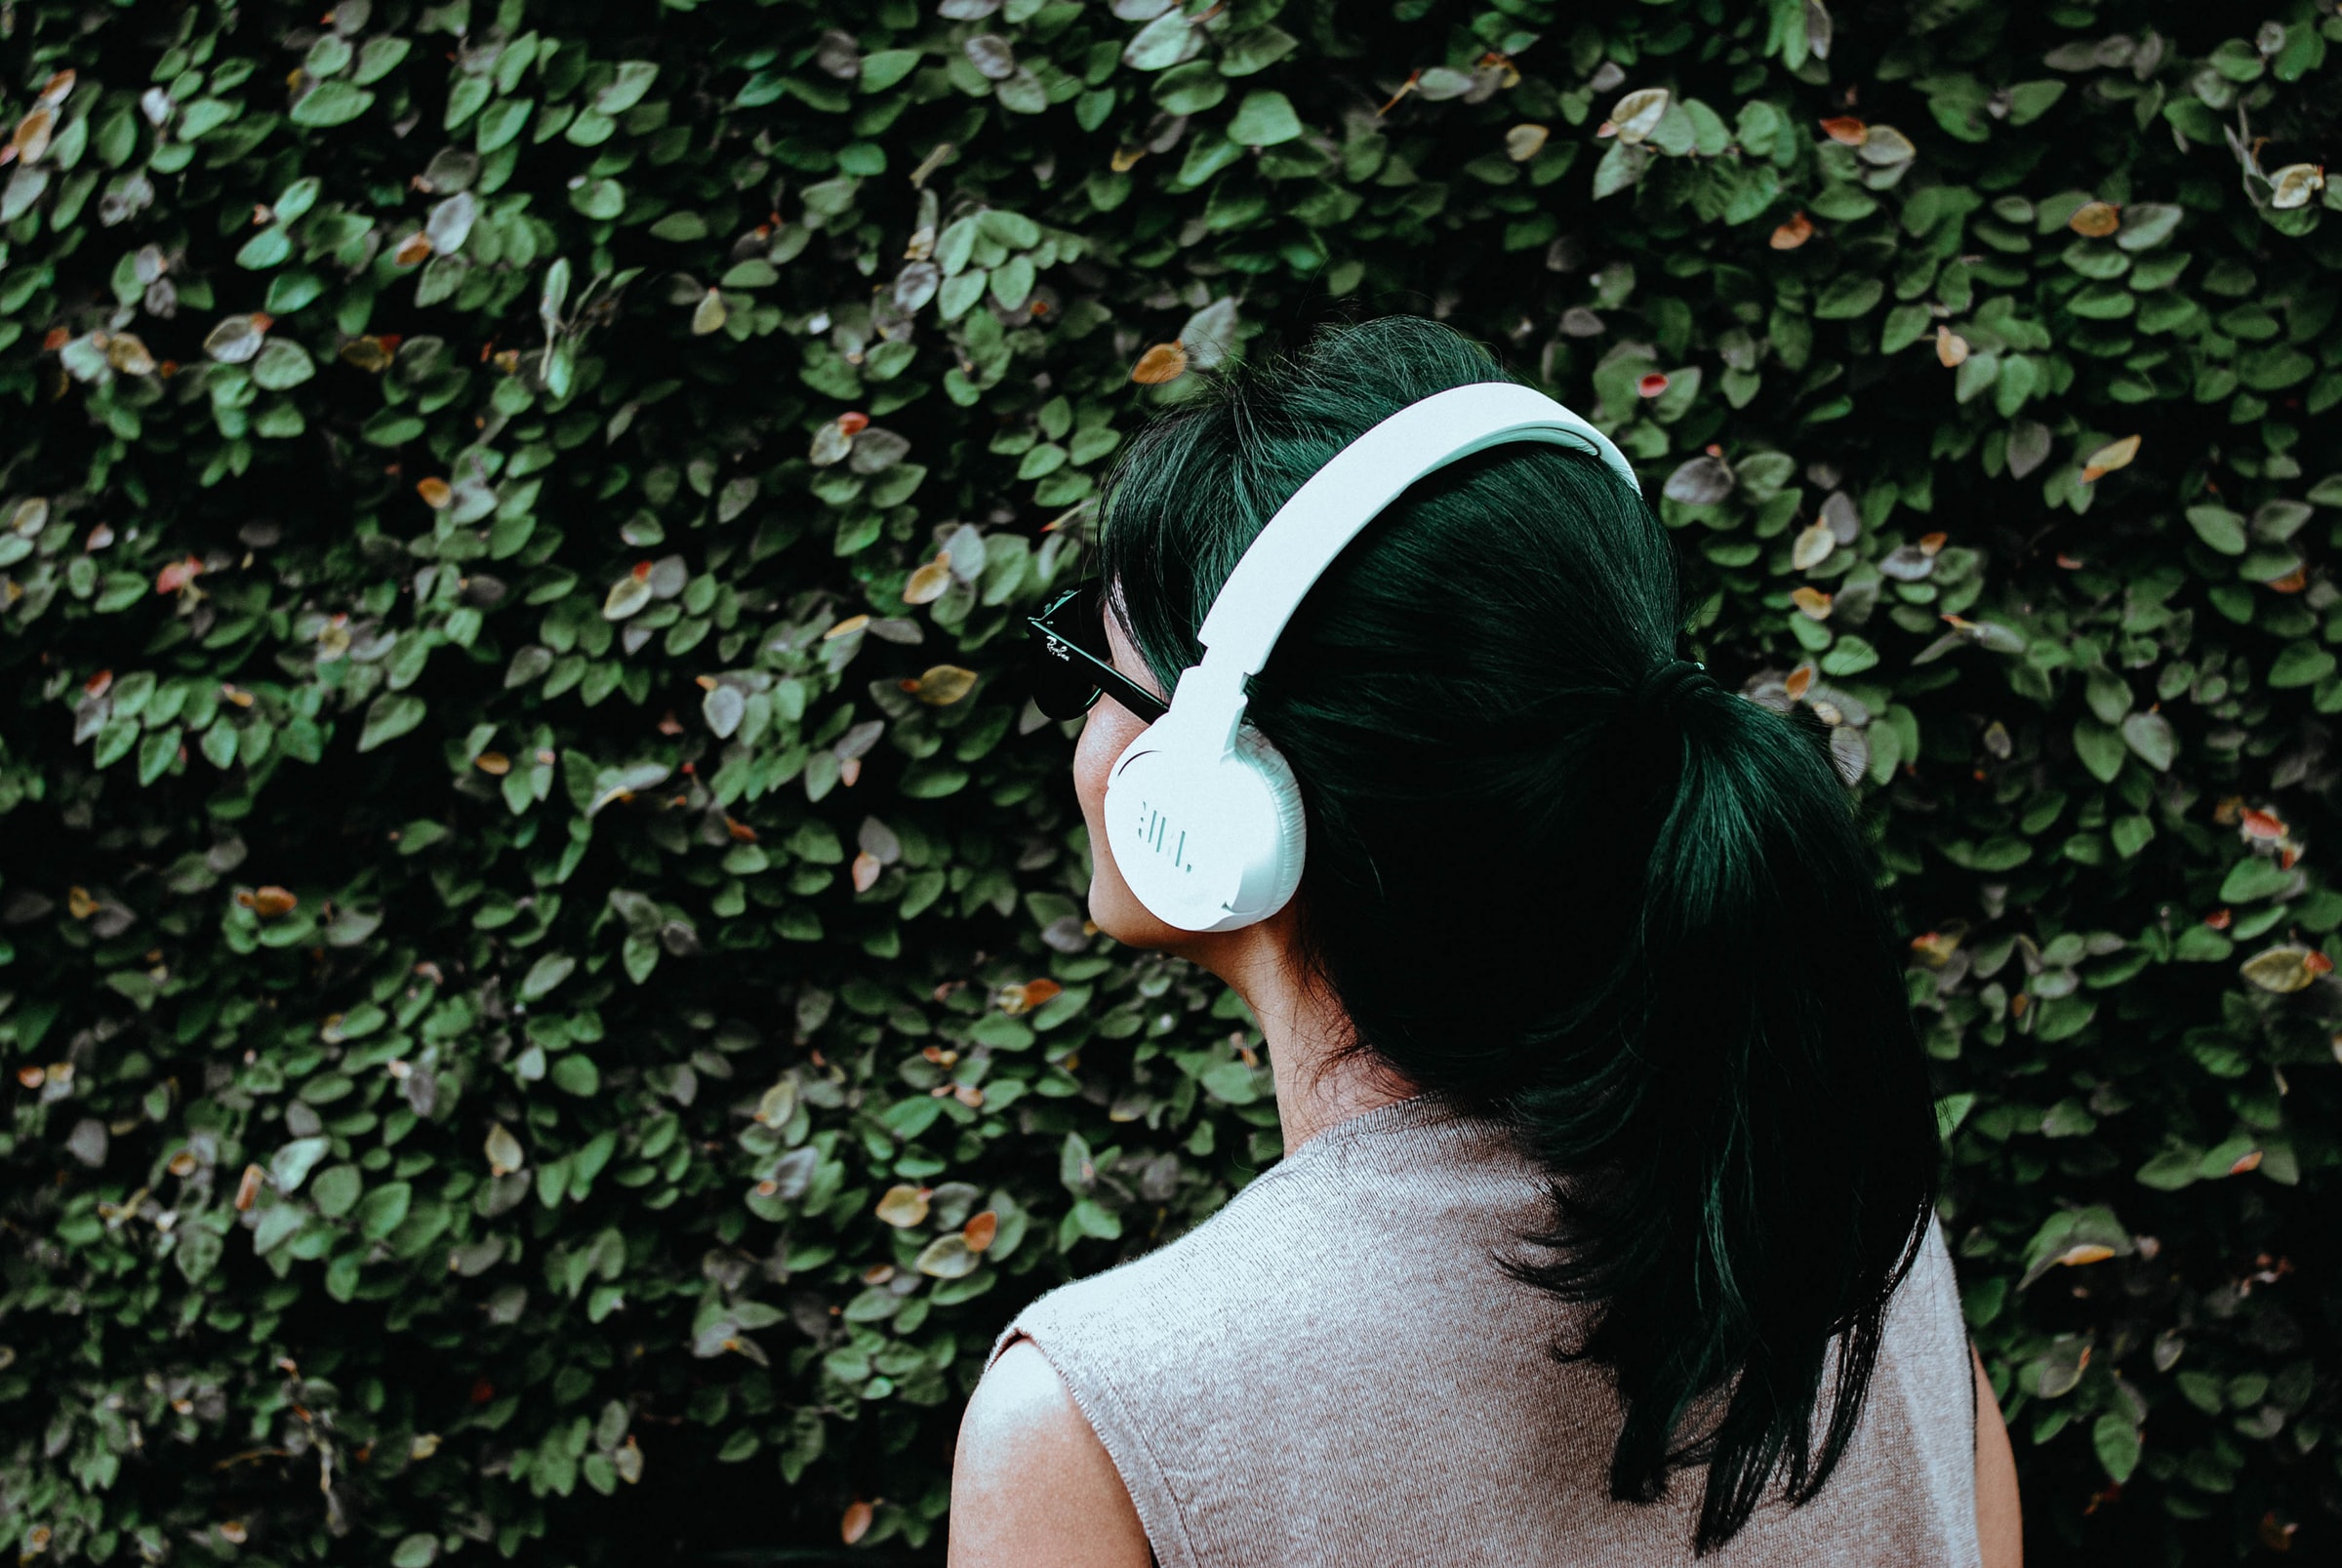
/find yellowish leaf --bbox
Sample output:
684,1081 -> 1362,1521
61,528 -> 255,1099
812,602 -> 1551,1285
340,335 -> 398,372
1608,88 -> 1670,144
692,288 -> 728,335
1792,520 -> 1836,571
1504,123 -> 1549,162
1790,586 -> 1834,621
12,106 -> 55,165
1934,325 -> 1969,367
852,851 -> 882,893
907,663 -> 979,705
875,1184 -> 930,1227
823,613 -> 870,641
484,1122 -> 525,1177
104,334 -> 156,375
2241,945 -> 2332,994
2270,163 -> 2326,211
902,555 -> 953,605
2054,1243 -> 2117,1267
473,751 -> 511,776
2080,433 -> 2140,482
914,1232 -> 979,1278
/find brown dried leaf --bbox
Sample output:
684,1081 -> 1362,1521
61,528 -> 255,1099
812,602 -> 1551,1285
2068,200 -> 2120,237
998,978 -> 1064,1016
248,885 -> 298,917
840,1502 -> 873,1546
1769,210 -> 1814,249
1131,341 -> 1187,384
964,1210 -> 999,1252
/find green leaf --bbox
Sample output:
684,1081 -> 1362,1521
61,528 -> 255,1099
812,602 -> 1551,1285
2120,710 -> 2175,772
312,1164 -> 363,1218
1228,90 -> 1302,146
251,339 -> 316,390
2185,504 -> 2247,554
290,82 -> 376,128
1813,276 -> 1884,319
550,1054 -> 601,1095
2072,718 -> 2126,783
358,694 -> 426,753
521,952 -> 576,1002
2268,643 -> 2335,689
357,1181 -> 413,1240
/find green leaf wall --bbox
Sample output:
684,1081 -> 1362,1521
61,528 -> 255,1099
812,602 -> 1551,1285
3,0 -> 2340,1561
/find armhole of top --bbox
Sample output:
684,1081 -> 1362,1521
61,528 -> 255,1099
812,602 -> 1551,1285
1967,1335 -> 1980,1449
984,1324 -> 1032,1376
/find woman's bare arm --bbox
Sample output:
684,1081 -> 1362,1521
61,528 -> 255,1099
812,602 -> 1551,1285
1973,1342 -> 2022,1568
949,1339 -> 1154,1568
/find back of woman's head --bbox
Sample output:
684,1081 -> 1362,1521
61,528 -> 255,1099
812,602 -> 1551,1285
1097,314 -> 1940,1553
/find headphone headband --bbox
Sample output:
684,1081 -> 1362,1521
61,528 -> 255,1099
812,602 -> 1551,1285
1101,378 -> 1640,934
1192,382 -> 1640,678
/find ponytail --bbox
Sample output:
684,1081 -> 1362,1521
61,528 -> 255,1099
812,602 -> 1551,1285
1098,314 -> 1943,1553
1506,677 -> 1939,1550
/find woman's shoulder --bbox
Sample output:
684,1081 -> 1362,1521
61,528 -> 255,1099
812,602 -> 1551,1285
997,1098 -> 1551,1365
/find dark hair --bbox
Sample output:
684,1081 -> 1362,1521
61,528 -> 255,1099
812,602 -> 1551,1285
1096,314 -> 1940,1553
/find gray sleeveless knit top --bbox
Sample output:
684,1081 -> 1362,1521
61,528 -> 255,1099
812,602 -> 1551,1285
989,1094 -> 1982,1568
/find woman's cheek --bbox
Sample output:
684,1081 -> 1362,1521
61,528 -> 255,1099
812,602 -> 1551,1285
1072,705 -> 1155,941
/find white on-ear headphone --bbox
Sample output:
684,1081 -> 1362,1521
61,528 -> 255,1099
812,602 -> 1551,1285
1102,380 -> 1642,933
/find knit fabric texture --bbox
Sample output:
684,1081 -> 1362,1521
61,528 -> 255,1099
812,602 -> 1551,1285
989,1094 -> 1983,1568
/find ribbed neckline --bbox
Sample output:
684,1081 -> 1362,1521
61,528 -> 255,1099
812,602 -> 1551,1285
1271,1091 -> 1507,1177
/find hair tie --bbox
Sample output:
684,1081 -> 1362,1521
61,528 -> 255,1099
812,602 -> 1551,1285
1632,659 -> 1711,718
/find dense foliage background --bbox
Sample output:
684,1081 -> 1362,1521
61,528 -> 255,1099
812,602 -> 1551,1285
4,0 -> 2341,1561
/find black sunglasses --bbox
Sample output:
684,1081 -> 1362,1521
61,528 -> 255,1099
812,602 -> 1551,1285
1024,580 -> 1171,725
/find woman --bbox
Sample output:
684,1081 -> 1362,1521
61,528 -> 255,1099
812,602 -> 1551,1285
949,315 -> 2021,1566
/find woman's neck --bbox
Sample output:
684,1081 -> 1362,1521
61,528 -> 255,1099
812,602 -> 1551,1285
1200,914 -> 1420,1154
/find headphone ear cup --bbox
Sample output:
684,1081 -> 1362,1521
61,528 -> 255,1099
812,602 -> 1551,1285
1101,724 -> 1308,934
1226,726 -> 1307,928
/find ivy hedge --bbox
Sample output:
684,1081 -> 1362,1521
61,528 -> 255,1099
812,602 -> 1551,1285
4,0 -> 2342,1561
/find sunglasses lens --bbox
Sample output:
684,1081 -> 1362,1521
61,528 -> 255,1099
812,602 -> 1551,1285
1028,584 -> 1108,719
